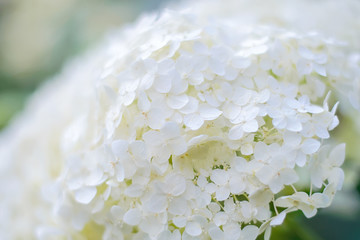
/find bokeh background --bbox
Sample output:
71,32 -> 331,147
0,0 -> 359,239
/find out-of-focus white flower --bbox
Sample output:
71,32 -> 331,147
276,191 -> 330,218
311,144 -> 346,190
0,0 -> 359,239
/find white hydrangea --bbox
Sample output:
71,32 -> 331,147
1,0 -> 359,239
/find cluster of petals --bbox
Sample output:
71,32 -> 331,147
0,0 -> 359,239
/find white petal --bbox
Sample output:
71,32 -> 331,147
284,131 -> 302,146
223,223 -> 241,239
176,55 -> 193,74
154,74 -> 172,93
272,117 -> 287,129
211,169 -> 229,185
311,193 -> 330,208
242,105 -> 260,121
248,45 -> 268,55
329,115 -> 339,130
301,139 -> 320,154
240,143 -> 253,155
171,71 -> 188,94
36,227 -> 64,239
209,58 -> 225,76
173,216 -> 187,228
314,64 -> 326,77
92,199 -> 104,213
140,73 -> 155,90
158,230 -> 181,240
295,151 -> 307,167
256,165 -> 274,185
86,169 -> 104,186
223,102 -> 242,120
298,46 -> 314,60
301,205 -> 317,218
165,173 -> 186,196
166,94 -> 189,109
315,127 -> 330,139
264,226 -> 272,240
139,215 -> 165,236
286,119 -> 302,132
194,191 -> 209,208
138,92 -> 151,112
280,168 -> 299,184
162,122 -> 180,139
204,92 -> 220,107
189,71 -> 204,85
102,85 -> 117,103
209,227 -> 224,239
306,105 -> 324,114
256,89 -> 270,103
110,205 -> 124,220
71,211 -> 90,230
243,119 -> 258,133
129,140 -> 147,160
123,92 -> 136,106
199,104 -> 222,120
270,212 -> 286,226
275,197 -> 293,208
143,130 -> 163,146
115,162 -> 125,182
241,225 -> 259,240
254,142 -> 268,160
185,221 -> 202,236
193,42 -> 209,55
228,125 -> 244,140
74,186 -> 97,204
215,187 -> 230,201
329,167 -> 344,190
260,57 -> 272,71
211,46 -> 231,62
179,96 -> 199,114
123,209 -> 141,226
169,137 -> 188,156
224,65 -> 238,81
184,113 -> 204,130
311,167 -> 324,189
197,175 -> 208,188
329,143 -> 345,166
232,88 -> 252,106
232,157 -> 249,173
148,108 -> 166,130
205,183 -> 217,194
269,178 -> 284,194
286,99 -> 301,109
232,56 -> 251,69
145,195 -> 167,213
111,139 -> 128,157
213,212 -> 228,226
229,175 -> 245,194
124,184 -> 144,197
168,197 -> 187,215
158,59 -> 174,74
296,59 -> 312,75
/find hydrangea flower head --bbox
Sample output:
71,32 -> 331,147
1,0 -> 359,239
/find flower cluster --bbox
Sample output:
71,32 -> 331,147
0,1 -> 358,240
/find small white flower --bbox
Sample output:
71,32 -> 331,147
311,144 -> 345,190
276,192 -> 330,218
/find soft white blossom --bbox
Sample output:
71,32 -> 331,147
0,0 -> 357,239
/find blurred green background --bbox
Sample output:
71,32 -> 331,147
0,0 -> 359,239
